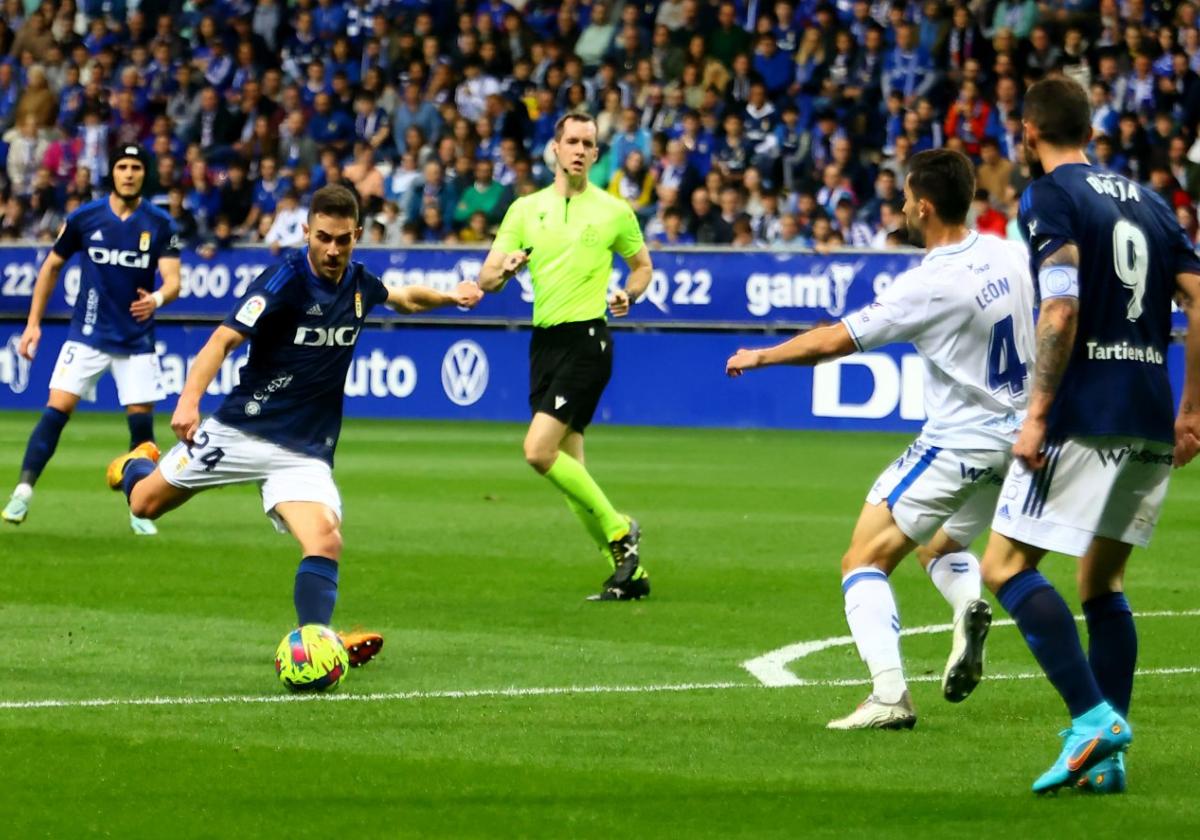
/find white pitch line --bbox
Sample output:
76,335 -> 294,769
2,668 -> 1199,713
742,609 -> 1200,687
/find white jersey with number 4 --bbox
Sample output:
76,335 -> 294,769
841,231 -> 1036,450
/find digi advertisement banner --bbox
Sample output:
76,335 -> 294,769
0,323 -> 1188,434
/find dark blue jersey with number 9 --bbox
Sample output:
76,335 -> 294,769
1018,163 -> 1200,444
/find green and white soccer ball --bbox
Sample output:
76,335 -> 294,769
274,624 -> 350,693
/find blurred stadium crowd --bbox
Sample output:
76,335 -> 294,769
1,0 -> 1200,253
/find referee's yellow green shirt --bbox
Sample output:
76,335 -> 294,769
492,183 -> 645,327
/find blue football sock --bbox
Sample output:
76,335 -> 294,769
18,407 -> 70,486
127,412 -> 155,448
1084,592 -> 1137,717
294,556 -> 339,626
121,458 -> 156,502
997,569 -> 1104,718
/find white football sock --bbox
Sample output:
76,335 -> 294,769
926,551 -> 981,618
13,482 -> 33,501
842,568 -> 907,703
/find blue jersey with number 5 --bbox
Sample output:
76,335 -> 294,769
1018,164 -> 1200,444
52,197 -> 180,354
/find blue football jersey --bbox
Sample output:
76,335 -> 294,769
1018,163 -> 1200,444
53,197 -> 180,354
215,249 -> 390,464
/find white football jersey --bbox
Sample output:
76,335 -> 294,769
842,231 -> 1036,449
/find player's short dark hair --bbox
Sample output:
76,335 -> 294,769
907,149 -> 975,225
554,112 -> 597,140
309,184 -> 360,224
1024,77 -> 1091,147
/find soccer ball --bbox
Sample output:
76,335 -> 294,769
274,624 -> 350,693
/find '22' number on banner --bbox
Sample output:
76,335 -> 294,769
642,269 -> 713,310
1,263 -> 37,296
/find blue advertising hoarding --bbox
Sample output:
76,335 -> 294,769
0,323 -> 1189,433
0,244 -> 927,327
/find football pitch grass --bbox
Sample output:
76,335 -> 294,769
2,411 -> 1199,838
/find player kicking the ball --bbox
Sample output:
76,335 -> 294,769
727,149 -> 1036,729
105,185 -> 483,665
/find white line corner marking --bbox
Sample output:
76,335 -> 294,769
741,609 -> 1200,687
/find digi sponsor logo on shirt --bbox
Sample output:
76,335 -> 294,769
87,247 -> 151,269
293,326 -> 361,347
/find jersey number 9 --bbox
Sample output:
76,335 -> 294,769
1112,219 -> 1149,323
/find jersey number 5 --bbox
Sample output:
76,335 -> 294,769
987,314 -> 1027,397
1112,218 -> 1149,322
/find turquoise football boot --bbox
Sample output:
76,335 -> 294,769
1032,703 -> 1132,794
1076,752 -> 1127,794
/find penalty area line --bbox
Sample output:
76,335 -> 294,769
2,667 -> 1199,712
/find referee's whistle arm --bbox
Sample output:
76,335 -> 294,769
478,250 -> 528,291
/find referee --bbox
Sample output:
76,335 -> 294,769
479,112 -> 654,601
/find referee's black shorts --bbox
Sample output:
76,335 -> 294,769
528,319 -> 612,432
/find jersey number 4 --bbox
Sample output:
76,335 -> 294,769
1113,218 -> 1149,322
987,314 -> 1027,397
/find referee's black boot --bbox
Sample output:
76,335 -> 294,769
588,566 -> 650,601
587,519 -> 649,601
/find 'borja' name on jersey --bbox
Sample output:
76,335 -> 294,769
1084,173 -> 1140,202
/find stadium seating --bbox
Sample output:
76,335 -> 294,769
0,0 -> 1198,252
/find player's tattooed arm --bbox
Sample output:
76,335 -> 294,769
1014,243 -> 1080,469
1031,243 -> 1081,406
726,322 -> 856,376
1173,272 -> 1200,466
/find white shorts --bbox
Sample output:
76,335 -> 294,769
991,436 -> 1172,556
867,438 -> 1010,546
48,340 -> 166,406
158,418 -> 342,533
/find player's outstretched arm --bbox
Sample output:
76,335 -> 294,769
477,248 -> 529,292
725,322 -> 856,376
1016,243 -> 1081,470
171,326 -> 246,444
609,246 -> 652,317
387,281 -> 483,313
130,256 -> 183,322
18,250 -> 68,360
1174,271 -> 1200,467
